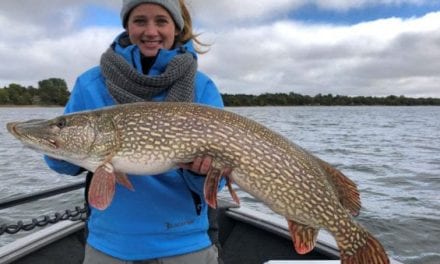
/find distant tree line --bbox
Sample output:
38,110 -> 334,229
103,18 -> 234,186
222,92 -> 440,106
1,79 -> 439,107
0,78 -> 70,106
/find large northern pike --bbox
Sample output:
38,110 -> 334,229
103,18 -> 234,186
6,102 -> 389,264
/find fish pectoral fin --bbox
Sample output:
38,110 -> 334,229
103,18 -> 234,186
203,167 -> 223,209
88,164 -> 116,210
317,158 -> 361,216
115,172 -> 135,191
287,219 -> 319,255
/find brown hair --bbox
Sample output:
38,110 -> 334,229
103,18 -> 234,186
176,0 -> 209,54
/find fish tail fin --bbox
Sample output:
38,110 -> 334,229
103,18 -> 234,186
338,228 -> 389,264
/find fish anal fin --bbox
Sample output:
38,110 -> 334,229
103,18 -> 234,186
317,158 -> 361,216
204,168 -> 222,208
88,164 -> 116,210
287,219 -> 319,255
115,172 -> 134,191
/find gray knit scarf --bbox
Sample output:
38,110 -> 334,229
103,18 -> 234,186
100,43 -> 197,104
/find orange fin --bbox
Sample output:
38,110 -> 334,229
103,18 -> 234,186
340,231 -> 389,264
317,158 -> 361,216
88,164 -> 116,210
115,172 -> 134,191
226,175 -> 240,205
204,168 -> 222,209
287,219 -> 319,255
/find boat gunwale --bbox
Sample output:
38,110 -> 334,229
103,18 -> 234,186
0,220 -> 84,264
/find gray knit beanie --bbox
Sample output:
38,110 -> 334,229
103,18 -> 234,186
121,0 -> 184,31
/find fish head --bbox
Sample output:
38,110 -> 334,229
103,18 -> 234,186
6,113 -> 99,162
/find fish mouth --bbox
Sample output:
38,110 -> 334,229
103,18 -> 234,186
6,122 -> 58,149
6,122 -> 19,137
42,138 -> 58,149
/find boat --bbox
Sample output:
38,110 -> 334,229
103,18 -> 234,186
0,182 -> 403,264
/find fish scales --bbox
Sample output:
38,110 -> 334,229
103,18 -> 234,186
111,103 -> 349,226
6,102 -> 389,264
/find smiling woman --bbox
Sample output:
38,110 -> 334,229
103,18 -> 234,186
40,0 -> 226,263
125,3 -> 180,57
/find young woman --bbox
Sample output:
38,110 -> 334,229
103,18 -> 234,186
45,1 -> 223,263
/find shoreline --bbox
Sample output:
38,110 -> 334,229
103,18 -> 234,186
1,104 -> 440,108
0,105 -> 62,108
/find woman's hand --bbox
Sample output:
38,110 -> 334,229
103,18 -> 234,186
178,156 -> 213,175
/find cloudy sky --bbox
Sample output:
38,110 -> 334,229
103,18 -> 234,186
1,0 -> 439,97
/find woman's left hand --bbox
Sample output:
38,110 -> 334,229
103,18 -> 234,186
178,156 -> 213,175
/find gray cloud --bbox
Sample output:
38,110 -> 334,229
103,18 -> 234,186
0,1 -> 439,98
198,13 -> 440,97
186,0 -> 432,28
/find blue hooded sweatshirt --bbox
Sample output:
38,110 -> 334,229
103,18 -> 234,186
45,33 -> 224,260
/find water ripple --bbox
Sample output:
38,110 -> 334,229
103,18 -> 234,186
1,106 -> 439,263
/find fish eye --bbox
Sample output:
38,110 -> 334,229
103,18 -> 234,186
56,118 -> 66,128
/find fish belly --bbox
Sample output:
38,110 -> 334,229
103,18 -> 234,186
111,156 -> 176,176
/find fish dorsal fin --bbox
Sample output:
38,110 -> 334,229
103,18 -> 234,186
316,158 -> 361,216
88,162 -> 116,210
287,219 -> 319,254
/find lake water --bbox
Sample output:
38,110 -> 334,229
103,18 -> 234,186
0,106 -> 439,264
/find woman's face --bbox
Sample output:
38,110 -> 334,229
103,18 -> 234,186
127,4 -> 178,57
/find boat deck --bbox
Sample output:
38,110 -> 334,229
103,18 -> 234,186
0,200 -> 402,264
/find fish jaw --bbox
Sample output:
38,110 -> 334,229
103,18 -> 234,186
7,119 -> 63,156
6,115 -> 98,163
